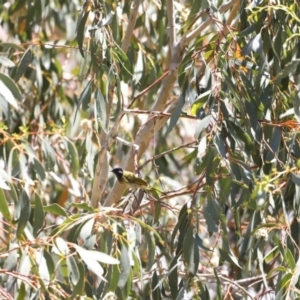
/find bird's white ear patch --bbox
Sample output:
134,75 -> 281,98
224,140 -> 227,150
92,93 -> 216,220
117,169 -> 123,174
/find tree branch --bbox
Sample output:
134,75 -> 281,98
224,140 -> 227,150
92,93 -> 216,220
121,0 -> 141,53
166,0 -> 176,54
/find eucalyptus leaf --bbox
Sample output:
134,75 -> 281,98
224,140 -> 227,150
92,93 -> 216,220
76,11 -> 90,58
16,190 -> 30,239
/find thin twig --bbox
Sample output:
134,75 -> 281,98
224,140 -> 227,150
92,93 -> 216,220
123,108 -> 198,119
218,274 -> 254,300
139,141 -> 197,169
127,70 -> 170,108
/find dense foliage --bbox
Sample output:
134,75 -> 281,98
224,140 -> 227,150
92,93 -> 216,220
1,0 -> 300,299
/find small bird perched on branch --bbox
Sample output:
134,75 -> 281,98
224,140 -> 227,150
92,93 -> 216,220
111,167 -> 161,193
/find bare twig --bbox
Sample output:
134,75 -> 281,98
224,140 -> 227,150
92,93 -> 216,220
139,141 -> 197,169
123,108 -> 198,119
219,275 -> 254,299
128,70 -> 170,108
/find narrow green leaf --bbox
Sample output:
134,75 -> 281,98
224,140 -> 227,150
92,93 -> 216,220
0,72 -> 22,101
214,132 -> 226,158
71,260 -> 85,297
84,249 -> 119,265
227,120 -> 253,149
124,268 -> 133,298
58,256 -> 69,282
183,225 -> 194,263
165,95 -> 184,136
152,271 -> 162,300
213,268 -> 222,299
245,101 -> 262,142
79,80 -> 92,111
111,45 -> 132,76
44,203 -> 68,217
178,49 -> 193,88
284,248 -> 295,270
278,273 -> 292,290
193,241 -> 200,274
15,48 -> 33,81
168,256 -> 178,300
154,200 -> 161,224
36,250 -> 50,287
65,138 -> 79,176
144,230 -> 155,271
203,195 -> 221,233
74,245 -> 106,281
70,202 -> 95,212
78,217 -> 95,249
16,190 -> 30,238
16,283 -> 26,300
33,193 -> 44,237
107,263 -> 120,293
264,247 -> 279,264
273,26 -> 282,61
95,89 -> 107,131
175,205 -> 189,255
76,11 -> 90,58
33,158 -> 46,181
74,79 -> 92,122
117,243 -> 130,288
265,127 -> 281,162
68,255 -> 80,285
0,188 -> 12,221
53,237 -> 70,256
183,225 -> 198,276
257,248 -> 268,288
42,140 -> 56,170
0,56 -> 15,67
0,43 -> 25,51
191,90 -> 211,116
43,249 -> 55,278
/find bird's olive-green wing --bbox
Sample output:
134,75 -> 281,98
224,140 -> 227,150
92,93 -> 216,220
126,175 -> 148,186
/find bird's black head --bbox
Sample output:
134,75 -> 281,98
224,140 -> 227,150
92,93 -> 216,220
111,167 -> 123,181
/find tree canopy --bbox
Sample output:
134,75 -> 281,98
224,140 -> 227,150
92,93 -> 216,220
1,0 -> 300,299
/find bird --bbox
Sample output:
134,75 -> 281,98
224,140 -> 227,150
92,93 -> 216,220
111,167 -> 152,190
111,167 -> 164,195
